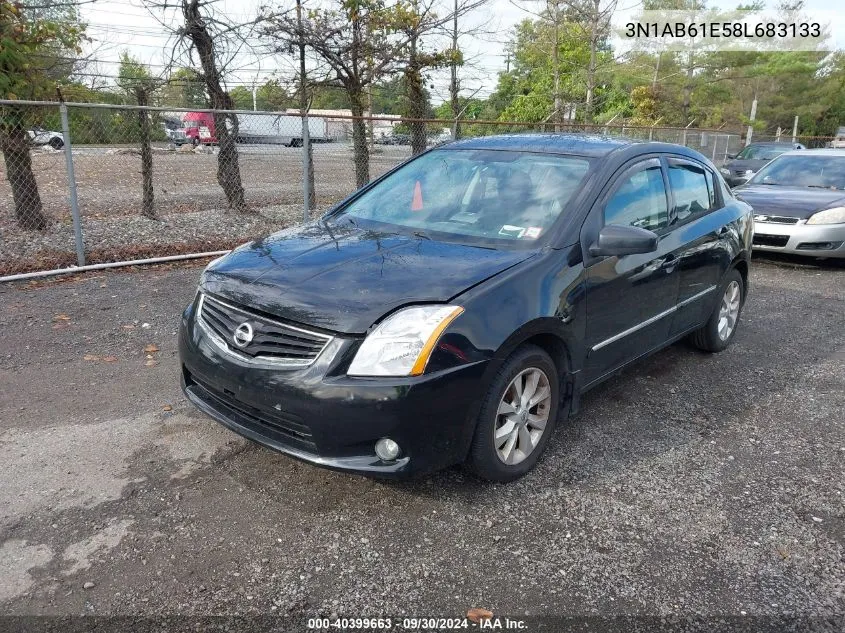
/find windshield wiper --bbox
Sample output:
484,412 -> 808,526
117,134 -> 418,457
804,184 -> 841,190
412,230 -> 432,241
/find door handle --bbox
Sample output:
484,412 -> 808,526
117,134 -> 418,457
660,253 -> 678,273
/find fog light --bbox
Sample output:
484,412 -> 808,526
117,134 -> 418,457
375,438 -> 400,461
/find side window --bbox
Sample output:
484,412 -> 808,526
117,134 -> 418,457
604,165 -> 669,232
668,162 -> 712,222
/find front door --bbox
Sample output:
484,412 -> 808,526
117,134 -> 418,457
664,156 -> 731,335
581,157 -> 682,386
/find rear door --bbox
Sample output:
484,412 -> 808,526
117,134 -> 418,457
581,157 -> 682,385
664,156 -> 730,335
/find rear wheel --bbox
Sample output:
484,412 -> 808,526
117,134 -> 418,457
467,345 -> 560,482
690,268 -> 744,353
48,136 -> 64,150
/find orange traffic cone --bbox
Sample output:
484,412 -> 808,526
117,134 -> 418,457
411,180 -> 424,211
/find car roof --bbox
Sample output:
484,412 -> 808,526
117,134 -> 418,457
745,141 -> 799,147
442,133 -> 710,161
780,148 -> 845,157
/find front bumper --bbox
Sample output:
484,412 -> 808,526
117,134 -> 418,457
178,302 -> 488,478
752,220 -> 845,258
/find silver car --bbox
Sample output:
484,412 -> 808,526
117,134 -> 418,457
734,149 -> 845,258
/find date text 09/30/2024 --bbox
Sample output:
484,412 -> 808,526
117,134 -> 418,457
307,616 -> 529,630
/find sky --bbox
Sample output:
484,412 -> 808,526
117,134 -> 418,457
76,0 -> 845,107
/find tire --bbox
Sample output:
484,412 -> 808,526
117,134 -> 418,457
191,137 -> 200,148
467,345 -> 560,482
48,137 -> 64,150
690,268 -> 745,353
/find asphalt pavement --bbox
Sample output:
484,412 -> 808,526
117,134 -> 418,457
0,255 -> 843,631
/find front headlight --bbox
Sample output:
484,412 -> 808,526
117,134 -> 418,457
743,169 -> 754,176
807,206 -> 845,225
348,305 -> 464,377
719,167 -> 730,176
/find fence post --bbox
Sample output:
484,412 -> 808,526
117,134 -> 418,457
301,112 -> 311,223
59,102 -> 85,267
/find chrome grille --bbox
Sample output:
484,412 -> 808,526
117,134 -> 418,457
754,214 -> 800,225
197,293 -> 331,366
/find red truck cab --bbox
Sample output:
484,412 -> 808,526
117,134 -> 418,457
181,112 -> 217,145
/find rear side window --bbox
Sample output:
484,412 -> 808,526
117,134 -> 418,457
604,165 -> 669,232
668,163 -> 712,222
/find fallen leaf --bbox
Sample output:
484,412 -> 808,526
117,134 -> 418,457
53,314 -> 71,321
145,360 -> 158,367
467,608 -> 493,624
122,324 -> 135,330
144,344 -> 159,353
162,404 -> 172,411
83,354 -> 100,361
102,356 -> 118,362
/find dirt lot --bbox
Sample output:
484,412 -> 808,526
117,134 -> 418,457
0,255 -> 843,631
0,144 -> 410,275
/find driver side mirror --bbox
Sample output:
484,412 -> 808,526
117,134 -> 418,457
589,224 -> 659,257
726,153 -> 737,160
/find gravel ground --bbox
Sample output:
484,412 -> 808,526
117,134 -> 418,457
0,144 -> 409,275
0,254 -> 843,632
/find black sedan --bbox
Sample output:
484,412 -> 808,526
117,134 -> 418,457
179,135 -> 753,481
719,141 -> 804,187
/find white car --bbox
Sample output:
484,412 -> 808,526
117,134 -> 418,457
28,127 -> 64,149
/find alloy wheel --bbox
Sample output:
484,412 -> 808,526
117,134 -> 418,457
493,368 -> 552,465
717,280 -> 741,341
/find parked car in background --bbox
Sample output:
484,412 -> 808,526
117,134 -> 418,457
735,149 -> 845,258
720,141 -> 804,187
829,126 -> 845,149
28,127 -> 64,149
179,134 -> 752,482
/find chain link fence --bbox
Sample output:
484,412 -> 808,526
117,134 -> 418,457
1,100 -> 762,277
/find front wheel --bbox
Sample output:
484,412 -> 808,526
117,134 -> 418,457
48,137 -> 64,149
690,268 -> 745,353
467,345 -> 560,482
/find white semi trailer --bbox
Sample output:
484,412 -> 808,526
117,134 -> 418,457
236,113 -> 329,146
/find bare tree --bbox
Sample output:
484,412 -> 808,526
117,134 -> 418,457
180,0 -> 247,211
265,0 -> 411,187
142,0 -> 265,211
117,53 -> 159,219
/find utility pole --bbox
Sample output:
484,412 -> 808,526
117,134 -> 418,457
745,96 -> 757,146
552,0 -> 561,132
792,115 -> 799,144
296,0 -> 315,212
450,0 -> 461,140
252,82 -> 257,111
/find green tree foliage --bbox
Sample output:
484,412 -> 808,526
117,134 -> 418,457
1,0 -> 85,230
448,2 -> 845,138
158,68 -> 207,107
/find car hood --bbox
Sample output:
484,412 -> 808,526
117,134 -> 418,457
725,159 -> 768,172
200,221 -> 537,334
734,185 -> 845,219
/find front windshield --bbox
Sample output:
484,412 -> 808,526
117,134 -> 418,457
331,149 -> 591,244
736,145 -> 792,160
749,155 -> 845,190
